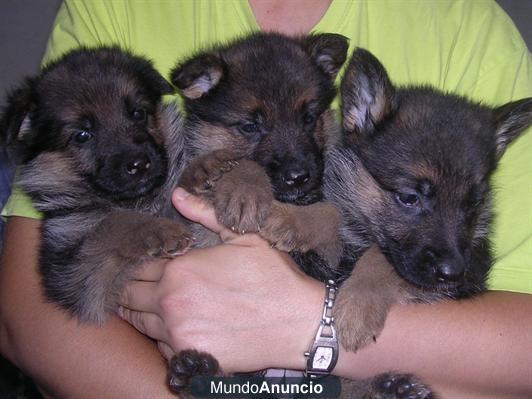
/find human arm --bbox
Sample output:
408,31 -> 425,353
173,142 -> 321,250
120,190 -> 532,399
0,217 -> 176,399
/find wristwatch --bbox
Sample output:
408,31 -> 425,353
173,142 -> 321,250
304,280 -> 338,378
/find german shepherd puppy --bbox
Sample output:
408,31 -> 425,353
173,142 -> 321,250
163,32 -> 348,392
190,48 -> 531,398
327,49 -> 531,398
1,47 -> 192,324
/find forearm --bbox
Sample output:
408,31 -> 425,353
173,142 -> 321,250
0,217 -> 174,399
333,291 -> 532,399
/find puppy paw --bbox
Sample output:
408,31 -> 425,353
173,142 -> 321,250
179,149 -> 241,195
168,349 -> 220,394
372,373 -> 435,399
334,290 -> 389,352
260,208 -> 301,252
213,159 -> 274,233
142,219 -> 193,258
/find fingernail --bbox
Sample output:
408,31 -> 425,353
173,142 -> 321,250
174,187 -> 191,201
117,306 -> 125,318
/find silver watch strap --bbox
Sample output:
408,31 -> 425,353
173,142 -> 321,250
304,280 -> 339,378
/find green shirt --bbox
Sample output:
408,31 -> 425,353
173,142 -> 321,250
4,0 -> 531,293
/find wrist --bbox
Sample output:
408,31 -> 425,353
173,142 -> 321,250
274,276 -> 326,370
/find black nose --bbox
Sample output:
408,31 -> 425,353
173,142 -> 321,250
422,248 -> 465,283
126,157 -> 151,175
283,166 -> 310,188
435,261 -> 465,282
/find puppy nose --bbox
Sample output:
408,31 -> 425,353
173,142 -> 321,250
126,157 -> 151,175
435,261 -> 465,283
283,167 -> 309,187
423,248 -> 465,283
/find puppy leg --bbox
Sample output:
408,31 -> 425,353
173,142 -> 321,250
260,201 -> 343,267
180,150 -> 274,233
74,211 -> 192,323
334,246 -> 411,352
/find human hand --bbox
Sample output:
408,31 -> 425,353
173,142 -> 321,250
118,188 -> 325,373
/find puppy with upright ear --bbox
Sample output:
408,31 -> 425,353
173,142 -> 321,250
340,48 -> 396,137
325,48 -> 532,398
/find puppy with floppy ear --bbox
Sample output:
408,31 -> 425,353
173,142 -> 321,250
159,32 -> 349,394
1,47 -> 192,325
173,32 -> 348,278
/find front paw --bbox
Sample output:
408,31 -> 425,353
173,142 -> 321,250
141,219 -> 193,258
371,373 -> 435,399
260,202 -> 341,266
334,289 -> 389,352
260,205 -> 301,252
168,349 -> 220,394
213,160 -> 274,233
179,149 -> 241,195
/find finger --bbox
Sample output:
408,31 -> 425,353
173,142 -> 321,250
120,281 -> 160,313
157,341 -> 175,360
117,307 -> 167,342
172,188 -> 237,239
129,258 -> 168,282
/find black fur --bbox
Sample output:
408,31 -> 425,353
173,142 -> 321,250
172,32 -> 347,205
320,48 -> 531,398
1,47 -> 189,323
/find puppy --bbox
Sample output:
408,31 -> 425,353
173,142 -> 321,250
164,31 -> 349,393
326,49 -> 531,398
1,47 -> 192,324
195,48 -> 531,398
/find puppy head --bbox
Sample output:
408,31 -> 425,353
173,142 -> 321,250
171,32 -> 347,204
340,48 -> 532,295
1,47 -> 174,201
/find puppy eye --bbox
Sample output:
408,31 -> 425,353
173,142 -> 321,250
239,122 -> 259,135
74,130 -> 93,144
303,113 -> 316,126
132,108 -> 146,121
395,192 -> 420,207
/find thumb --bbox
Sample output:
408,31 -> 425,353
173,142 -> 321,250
172,188 -> 235,239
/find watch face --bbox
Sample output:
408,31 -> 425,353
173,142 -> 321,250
312,346 -> 333,370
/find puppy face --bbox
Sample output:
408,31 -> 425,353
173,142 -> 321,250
172,33 -> 347,204
336,48 -> 532,294
2,47 -> 174,202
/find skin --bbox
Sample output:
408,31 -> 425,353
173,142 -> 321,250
0,217 -> 175,399
119,189 -> 532,399
1,1 -> 531,398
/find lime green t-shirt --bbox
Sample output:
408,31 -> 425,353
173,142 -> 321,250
4,0 -> 531,293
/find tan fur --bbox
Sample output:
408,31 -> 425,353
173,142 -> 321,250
334,246 -> 412,351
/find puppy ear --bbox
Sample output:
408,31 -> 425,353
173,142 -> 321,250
0,79 -> 36,146
492,98 -> 532,160
148,71 -> 175,96
304,33 -> 349,80
340,48 -> 396,137
171,53 -> 224,100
